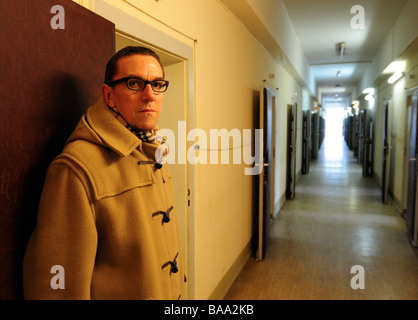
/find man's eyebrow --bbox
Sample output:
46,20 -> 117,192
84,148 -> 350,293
125,74 -> 165,80
123,74 -> 142,79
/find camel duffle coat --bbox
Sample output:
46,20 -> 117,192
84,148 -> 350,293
23,97 -> 184,300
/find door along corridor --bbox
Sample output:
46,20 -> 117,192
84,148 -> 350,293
225,120 -> 418,300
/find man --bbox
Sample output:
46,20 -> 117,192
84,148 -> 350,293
23,46 -> 185,300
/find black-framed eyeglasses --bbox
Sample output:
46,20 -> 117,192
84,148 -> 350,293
105,77 -> 169,93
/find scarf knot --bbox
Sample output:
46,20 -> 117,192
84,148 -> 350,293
108,106 -> 169,164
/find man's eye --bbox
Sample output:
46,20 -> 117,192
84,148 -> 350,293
128,79 -> 143,88
153,81 -> 168,89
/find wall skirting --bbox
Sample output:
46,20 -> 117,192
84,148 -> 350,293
207,241 -> 252,300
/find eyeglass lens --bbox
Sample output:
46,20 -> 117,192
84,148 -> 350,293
127,78 -> 168,92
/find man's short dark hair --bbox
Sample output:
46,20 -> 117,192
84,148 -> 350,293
104,46 -> 165,84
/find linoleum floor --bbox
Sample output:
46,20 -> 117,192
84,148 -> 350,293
224,134 -> 418,300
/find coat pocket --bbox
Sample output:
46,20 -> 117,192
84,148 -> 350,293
61,153 -> 157,200
93,164 -> 155,200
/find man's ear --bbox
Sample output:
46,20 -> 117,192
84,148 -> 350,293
102,84 -> 116,108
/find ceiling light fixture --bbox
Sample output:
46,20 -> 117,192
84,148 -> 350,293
362,88 -> 374,101
362,88 -> 374,95
335,71 -> 341,91
352,100 -> 359,115
335,42 -> 345,60
384,60 -> 405,84
383,61 -> 406,74
388,72 -> 403,84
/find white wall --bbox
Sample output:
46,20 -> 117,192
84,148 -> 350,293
358,0 -> 418,94
356,0 -> 418,210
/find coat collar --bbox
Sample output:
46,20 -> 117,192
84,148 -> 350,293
84,97 -> 142,157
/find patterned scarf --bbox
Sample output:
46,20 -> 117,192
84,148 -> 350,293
108,106 -> 169,164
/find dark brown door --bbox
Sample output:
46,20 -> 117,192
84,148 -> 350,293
302,110 -> 311,175
363,113 -> 373,177
286,103 -> 297,200
311,112 -> 319,159
358,110 -> 365,164
382,102 -> 390,204
257,85 -> 276,260
0,0 -> 115,299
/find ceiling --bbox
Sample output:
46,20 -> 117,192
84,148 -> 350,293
281,0 -> 409,107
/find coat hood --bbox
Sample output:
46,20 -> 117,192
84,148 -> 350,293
65,97 -> 142,157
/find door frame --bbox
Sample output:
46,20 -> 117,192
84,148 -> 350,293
403,87 -> 418,247
95,0 -> 196,298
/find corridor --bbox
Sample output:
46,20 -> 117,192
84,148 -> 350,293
225,130 -> 418,300
1,0 -> 418,300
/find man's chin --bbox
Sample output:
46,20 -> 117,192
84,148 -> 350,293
134,122 -> 158,132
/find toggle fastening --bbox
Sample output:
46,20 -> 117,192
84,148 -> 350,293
137,160 -> 163,169
152,206 -> 174,223
162,252 -> 179,274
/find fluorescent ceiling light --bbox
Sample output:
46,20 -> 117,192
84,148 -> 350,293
362,88 -> 374,95
384,61 -> 406,74
388,71 -> 403,84
365,94 -> 373,101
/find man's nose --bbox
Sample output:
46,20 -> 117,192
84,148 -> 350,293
141,84 -> 155,100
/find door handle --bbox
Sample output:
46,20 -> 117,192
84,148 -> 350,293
410,158 -> 417,161
264,163 -> 269,167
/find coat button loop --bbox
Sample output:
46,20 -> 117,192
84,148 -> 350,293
152,206 -> 173,224
171,252 -> 179,273
162,252 -> 179,274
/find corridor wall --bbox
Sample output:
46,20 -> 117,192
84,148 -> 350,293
357,0 -> 418,211
374,47 -> 418,210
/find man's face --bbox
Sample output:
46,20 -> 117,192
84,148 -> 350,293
103,54 -> 164,131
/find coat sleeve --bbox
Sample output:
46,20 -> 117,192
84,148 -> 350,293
23,160 -> 97,300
